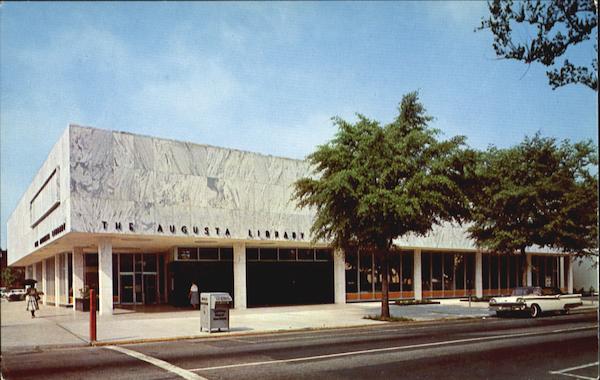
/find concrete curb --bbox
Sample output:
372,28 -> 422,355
90,315 -> 489,347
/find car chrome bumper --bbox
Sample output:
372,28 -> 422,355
489,304 -> 528,312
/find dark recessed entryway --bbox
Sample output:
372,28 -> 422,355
168,261 -> 233,307
246,261 -> 334,307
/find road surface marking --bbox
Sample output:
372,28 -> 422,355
549,361 -> 599,380
227,338 -> 258,344
234,327 -> 407,344
188,324 -> 597,372
106,345 -> 208,380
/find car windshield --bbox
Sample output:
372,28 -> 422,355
512,287 -> 535,296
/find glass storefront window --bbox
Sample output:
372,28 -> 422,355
316,249 -> 331,261
143,254 -> 157,272
135,254 -> 143,272
85,254 -> 98,267
46,257 -> 55,298
220,248 -> 233,261
443,253 -> 454,291
84,254 -> 98,292
359,250 -> 373,293
158,255 -> 165,303
509,255 -> 517,288
279,248 -> 297,261
532,256 -> 540,286
402,251 -> 413,291
298,249 -> 314,261
35,262 -> 42,283
431,254 -> 442,291
515,255 -> 523,287
198,248 -> 218,261
455,254 -> 465,290
120,254 -> 134,272
260,248 -> 277,261
67,253 -> 73,303
345,248 -> 358,293
247,248 -> 259,261
177,248 -> 193,260
552,257 -> 559,287
113,254 -> 119,298
373,255 -> 382,292
389,252 -> 401,292
466,253 -> 475,290
500,255 -> 508,289
422,252 -> 431,292
490,255 -> 499,290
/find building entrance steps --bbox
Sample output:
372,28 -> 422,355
1,298 -> 597,353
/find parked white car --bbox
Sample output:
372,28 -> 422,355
489,287 -> 582,318
6,288 -> 26,301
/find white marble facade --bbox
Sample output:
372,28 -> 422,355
7,128 -> 71,265
69,125 -> 315,241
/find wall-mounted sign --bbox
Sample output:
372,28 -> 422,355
33,222 -> 66,248
100,221 -> 305,241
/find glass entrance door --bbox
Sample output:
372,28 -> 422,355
117,253 -> 160,305
143,274 -> 157,304
120,274 -> 134,304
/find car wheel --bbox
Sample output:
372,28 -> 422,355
529,304 -> 541,318
561,307 -> 570,315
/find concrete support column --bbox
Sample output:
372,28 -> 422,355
333,248 -> 346,304
32,264 -> 37,285
54,254 -> 61,307
526,253 -> 533,287
72,247 -> 85,312
567,256 -> 574,294
41,259 -> 47,305
475,251 -> 483,298
233,242 -> 247,309
559,256 -> 565,290
98,238 -> 113,315
413,249 -> 422,301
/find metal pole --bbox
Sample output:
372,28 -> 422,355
468,288 -> 472,308
90,289 -> 97,343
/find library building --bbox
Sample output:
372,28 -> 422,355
8,125 -> 573,314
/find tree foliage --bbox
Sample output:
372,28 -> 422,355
1,267 -> 18,289
294,92 -> 474,317
468,134 -> 598,284
477,0 -> 598,90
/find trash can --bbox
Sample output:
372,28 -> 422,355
200,292 -> 233,333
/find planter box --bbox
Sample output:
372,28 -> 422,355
75,297 -> 99,312
75,298 -> 90,311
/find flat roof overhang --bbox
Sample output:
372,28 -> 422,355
10,231 -> 331,267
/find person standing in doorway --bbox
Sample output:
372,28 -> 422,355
189,282 -> 199,309
26,286 -> 40,318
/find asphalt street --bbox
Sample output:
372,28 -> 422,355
1,312 -> 598,380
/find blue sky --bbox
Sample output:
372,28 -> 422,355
1,2 -> 597,248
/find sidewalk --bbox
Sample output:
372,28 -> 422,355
1,298 -> 597,353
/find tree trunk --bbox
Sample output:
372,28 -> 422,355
381,248 -> 390,319
520,247 -> 528,287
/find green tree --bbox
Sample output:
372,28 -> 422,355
1,267 -> 18,289
477,0 -> 598,91
468,134 -> 598,285
294,92 -> 474,318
